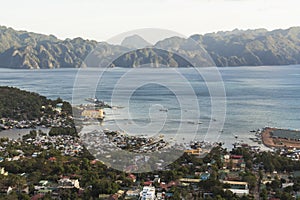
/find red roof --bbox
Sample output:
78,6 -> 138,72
144,181 -> 153,186
108,194 -> 118,200
48,157 -> 56,161
160,182 -> 168,189
127,174 -> 136,180
167,181 -> 177,187
90,160 -> 97,164
230,155 -> 243,159
31,194 -> 44,200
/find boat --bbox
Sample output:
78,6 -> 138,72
85,97 -> 103,103
159,108 -> 168,112
85,97 -> 111,108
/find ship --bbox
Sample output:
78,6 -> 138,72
85,97 -> 112,108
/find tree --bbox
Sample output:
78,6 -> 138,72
260,188 -> 268,200
242,172 -> 257,190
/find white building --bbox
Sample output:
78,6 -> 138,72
58,178 -> 80,189
222,181 -> 249,197
140,186 -> 156,200
0,167 -> 8,176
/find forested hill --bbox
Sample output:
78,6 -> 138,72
0,86 -> 72,121
0,25 -> 300,68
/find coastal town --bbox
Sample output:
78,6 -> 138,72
2,126 -> 300,199
1,87 -> 300,199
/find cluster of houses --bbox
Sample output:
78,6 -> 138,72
0,118 -> 36,130
0,103 -> 73,131
24,133 -> 83,157
102,130 -> 169,153
0,131 -> 83,162
0,176 -> 82,198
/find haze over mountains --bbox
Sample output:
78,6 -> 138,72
0,25 -> 300,69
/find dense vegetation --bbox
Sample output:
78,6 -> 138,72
0,86 -> 72,120
1,25 -> 300,68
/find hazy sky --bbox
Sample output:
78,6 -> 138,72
1,0 -> 299,41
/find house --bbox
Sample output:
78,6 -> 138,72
153,177 -> 161,184
54,103 -> 63,113
0,186 -> 13,195
143,181 -> 153,186
34,180 -> 49,191
108,194 -> 119,200
0,167 -> 8,176
126,189 -> 140,198
127,174 -> 137,182
48,157 -> 56,162
31,193 -> 45,200
200,172 -> 210,181
223,154 -> 246,171
58,178 -> 80,189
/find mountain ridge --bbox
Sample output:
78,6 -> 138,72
0,25 -> 300,69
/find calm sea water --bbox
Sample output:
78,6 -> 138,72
0,65 -> 299,148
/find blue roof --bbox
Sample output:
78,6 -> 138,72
200,173 -> 210,180
165,193 -> 173,197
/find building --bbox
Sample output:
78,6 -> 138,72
184,148 -> 203,156
54,103 -> 63,113
223,154 -> 246,171
200,172 -> 210,181
34,180 -> 49,191
222,181 -> 249,196
81,109 -> 104,119
140,186 -> 156,200
126,189 -> 140,198
179,178 -> 200,183
127,174 -> 137,182
0,186 -> 13,195
0,167 -> 8,176
58,178 -> 80,189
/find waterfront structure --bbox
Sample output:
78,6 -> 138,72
81,109 -> 104,119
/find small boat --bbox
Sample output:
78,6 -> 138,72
85,97 -> 112,108
159,108 -> 168,112
85,97 -> 102,103
234,135 -> 238,139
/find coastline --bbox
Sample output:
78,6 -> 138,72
261,127 -> 276,148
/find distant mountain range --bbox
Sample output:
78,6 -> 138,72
0,25 -> 300,69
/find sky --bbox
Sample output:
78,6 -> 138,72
1,0 -> 300,41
